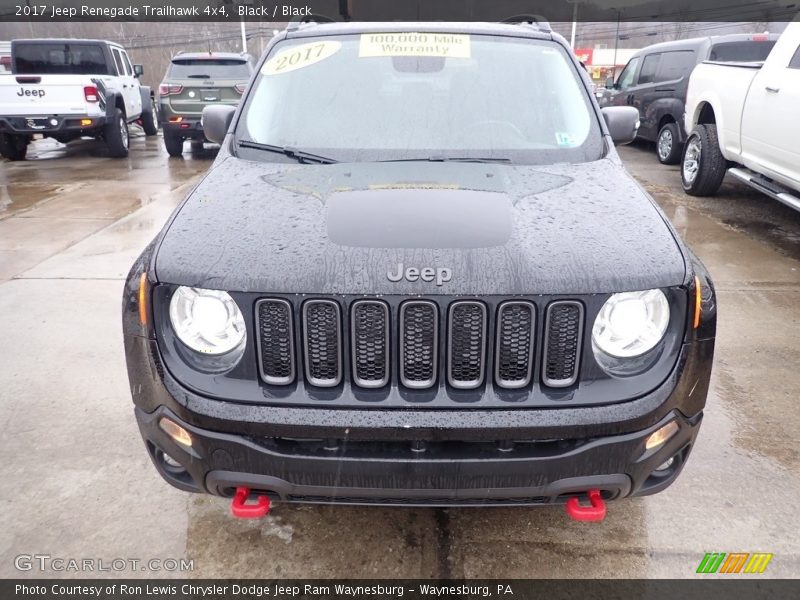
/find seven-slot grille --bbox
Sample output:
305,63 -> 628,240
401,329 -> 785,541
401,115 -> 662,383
255,298 -> 585,392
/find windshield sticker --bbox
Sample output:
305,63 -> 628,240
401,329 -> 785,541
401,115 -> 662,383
262,41 -> 342,75
555,132 -> 576,146
359,33 -> 471,58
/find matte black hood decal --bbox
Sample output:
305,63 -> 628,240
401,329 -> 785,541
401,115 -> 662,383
155,158 -> 686,295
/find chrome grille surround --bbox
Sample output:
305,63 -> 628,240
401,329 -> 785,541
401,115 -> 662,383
351,299 -> 390,388
542,300 -> 584,388
495,301 -> 536,389
302,299 -> 342,387
399,300 -> 439,389
255,298 -> 296,385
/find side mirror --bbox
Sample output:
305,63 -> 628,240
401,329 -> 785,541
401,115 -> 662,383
601,106 -> 640,145
605,76 -> 615,89
202,105 -> 236,145
133,64 -> 144,78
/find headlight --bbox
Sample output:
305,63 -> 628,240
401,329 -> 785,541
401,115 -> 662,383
592,289 -> 669,358
169,286 -> 246,355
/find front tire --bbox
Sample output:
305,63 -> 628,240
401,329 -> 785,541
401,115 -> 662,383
681,124 -> 727,196
104,108 -> 130,158
164,131 -> 184,157
0,133 -> 29,161
656,122 -> 681,165
141,99 -> 158,136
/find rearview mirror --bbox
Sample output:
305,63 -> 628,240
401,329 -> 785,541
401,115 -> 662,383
605,76 -> 615,89
601,106 -> 640,145
133,64 -> 144,77
202,105 -> 236,145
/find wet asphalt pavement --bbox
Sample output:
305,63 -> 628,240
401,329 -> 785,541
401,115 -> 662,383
0,132 -> 798,578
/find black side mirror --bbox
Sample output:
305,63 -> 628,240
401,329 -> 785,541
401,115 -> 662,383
605,76 -> 615,89
601,106 -> 640,145
133,64 -> 144,78
202,105 -> 236,145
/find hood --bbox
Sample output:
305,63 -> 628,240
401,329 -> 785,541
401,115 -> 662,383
155,157 -> 686,295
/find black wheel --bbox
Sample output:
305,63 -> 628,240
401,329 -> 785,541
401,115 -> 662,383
681,124 -> 727,196
104,108 -> 129,158
0,133 -> 29,161
656,122 -> 681,165
141,99 -> 158,136
164,131 -> 184,157
190,140 -> 204,153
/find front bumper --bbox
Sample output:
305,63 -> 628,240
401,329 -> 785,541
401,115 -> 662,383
0,114 -> 105,135
137,404 -> 701,506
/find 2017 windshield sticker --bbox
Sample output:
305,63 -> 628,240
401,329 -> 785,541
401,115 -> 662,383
359,33 -> 471,58
262,41 -> 342,75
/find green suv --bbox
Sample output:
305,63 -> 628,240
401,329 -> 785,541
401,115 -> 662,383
158,52 -> 253,156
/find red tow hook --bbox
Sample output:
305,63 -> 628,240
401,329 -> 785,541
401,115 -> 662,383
230,487 -> 271,519
565,489 -> 607,522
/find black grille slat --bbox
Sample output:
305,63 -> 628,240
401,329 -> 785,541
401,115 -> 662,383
495,301 -> 535,389
256,299 -> 295,385
400,301 -> 438,389
351,300 -> 390,388
542,301 -> 584,388
303,300 -> 342,387
448,301 -> 486,389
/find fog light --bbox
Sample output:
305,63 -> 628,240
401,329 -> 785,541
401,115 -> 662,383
50,118 -> 58,126
159,417 -> 192,448
645,421 -> 678,450
162,452 -> 181,468
80,119 -> 92,126
656,456 -> 675,472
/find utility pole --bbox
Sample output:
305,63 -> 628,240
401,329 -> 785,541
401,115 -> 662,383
570,2 -> 578,49
612,12 -> 620,78
240,19 -> 247,53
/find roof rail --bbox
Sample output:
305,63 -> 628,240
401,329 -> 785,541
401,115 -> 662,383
501,14 -> 552,32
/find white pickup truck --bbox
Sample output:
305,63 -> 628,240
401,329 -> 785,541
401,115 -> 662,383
0,39 -> 157,160
682,22 -> 800,211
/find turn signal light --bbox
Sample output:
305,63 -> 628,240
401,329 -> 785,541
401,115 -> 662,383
159,418 -> 193,448
645,421 -> 679,450
80,119 -> 92,126
234,83 -> 247,94
693,276 -> 702,329
168,116 -> 183,123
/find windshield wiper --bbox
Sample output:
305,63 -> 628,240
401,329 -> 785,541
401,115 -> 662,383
237,140 -> 338,164
187,74 -> 211,79
377,156 -> 512,164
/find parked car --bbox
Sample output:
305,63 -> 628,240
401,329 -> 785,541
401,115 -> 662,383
0,39 -> 157,160
682,22 -> 800,210
604,33 -> 778,164
158,52 -> 253,157
123,20 -> 715,520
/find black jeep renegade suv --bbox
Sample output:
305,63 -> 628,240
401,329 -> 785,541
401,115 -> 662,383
123,20 -> 716,514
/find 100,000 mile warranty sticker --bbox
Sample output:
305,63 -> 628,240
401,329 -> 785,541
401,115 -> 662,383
359,33 -> 471,58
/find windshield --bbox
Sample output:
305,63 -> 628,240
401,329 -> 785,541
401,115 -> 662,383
237,33 -> 603,164
168,58 -> 251,79
13,43 -> 111,75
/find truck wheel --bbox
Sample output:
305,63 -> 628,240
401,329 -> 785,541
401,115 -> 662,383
141,99 -> 158,136
681,124 -> 727,196
0,133 -> 29,161
104,108 -> 130,158
164,131 -> 184,157
656,122 -> 681,165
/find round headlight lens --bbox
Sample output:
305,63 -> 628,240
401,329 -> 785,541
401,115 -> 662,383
169,287 -> 246,355
592,289 -> 669,358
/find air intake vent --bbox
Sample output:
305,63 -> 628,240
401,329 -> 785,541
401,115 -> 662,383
495,301 -> 535,389
351,300 -> 390,388
302,300 -> 342,387
448,301 -> 487,389
542,301 -> 584,388
399,300 -> 438,389
255,299 -> 295,385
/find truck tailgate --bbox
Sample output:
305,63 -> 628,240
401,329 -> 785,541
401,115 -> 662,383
0,74 -> 96,116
